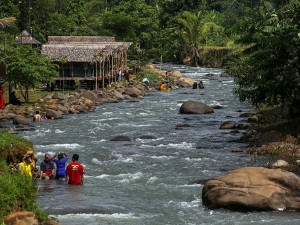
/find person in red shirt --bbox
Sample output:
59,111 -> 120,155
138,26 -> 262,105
66,154 -> 84,185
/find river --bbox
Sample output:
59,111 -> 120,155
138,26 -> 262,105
21,64 -> 300,225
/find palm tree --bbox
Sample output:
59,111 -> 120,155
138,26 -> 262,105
178,11 -> 203,67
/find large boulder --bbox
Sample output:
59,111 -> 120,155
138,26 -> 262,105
177,77 -> 194,86
123,86 -> 144,98
176,79 -> 192,88
45,109 -> 63,119
202,167 -> 300,211
52,92 -> 69,101
82,90 -> 98,103
4,211 -> 38,225
179,100 -> 214,114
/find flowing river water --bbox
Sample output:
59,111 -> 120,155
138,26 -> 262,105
20,65 -> 300,225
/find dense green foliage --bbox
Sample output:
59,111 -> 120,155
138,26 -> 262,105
0,132 -> 32,155
0,133 -> 46,222
1,45 -> 58,102
0,0 -> 299,112
228,0 -> 300,114
0,158 -> 47,221
0,0 -> 239,63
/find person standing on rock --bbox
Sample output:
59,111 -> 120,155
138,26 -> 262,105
66,154 -> 84,185
0,85 -> 5,110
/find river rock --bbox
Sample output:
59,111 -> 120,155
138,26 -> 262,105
112,90 -> 125,100
239,112 -> 255,118
271,159 -> 289,168
1,112 -> 16,120
202,167 -> 300,211
13,115 -> 29,125
45,109 -> 63,119
220,71 -> 231,77
220,121 -> 237,129
179,101 -> 214,114
123,86 -> 144,98
138,135 -> 158,139
57,105 -> 69,114
103,97 -> 119,104
237,123 -> 250,130
110,135 -> 133,141
82,90 -> 98,103
4,211 -> 38,225
176,79 -> 191,88
52,92 -> 69,100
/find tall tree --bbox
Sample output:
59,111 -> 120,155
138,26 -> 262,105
2,45 -> 58,102
229,0 -> 300,115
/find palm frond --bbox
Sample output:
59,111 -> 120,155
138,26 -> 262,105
0,17 -> 17,29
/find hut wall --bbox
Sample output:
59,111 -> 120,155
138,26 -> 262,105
58,62 -> 95,78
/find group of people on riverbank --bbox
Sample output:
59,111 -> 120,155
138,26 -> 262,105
18,152 -> 84,185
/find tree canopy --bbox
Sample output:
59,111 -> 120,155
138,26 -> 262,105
0,0 -> 299,114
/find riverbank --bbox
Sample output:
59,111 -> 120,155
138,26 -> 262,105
241,106 -> 300,174
0,64 -> 196,224
0,132 -> 49,224
0,64 -> 194,133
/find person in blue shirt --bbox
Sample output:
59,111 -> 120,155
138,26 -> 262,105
52,152 -> 68,181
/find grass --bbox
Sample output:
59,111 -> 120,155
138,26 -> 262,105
134,65 -> 166,82
0,132 -> 33,158
0,158 -> 47,222
0,133 -> 47,222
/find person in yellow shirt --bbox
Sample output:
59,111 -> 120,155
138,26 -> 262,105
18,154 -> 35,177
160,82 -> 167,91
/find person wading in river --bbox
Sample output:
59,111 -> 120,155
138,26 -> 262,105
66,154 -> 84,185
40,153 -> 55,180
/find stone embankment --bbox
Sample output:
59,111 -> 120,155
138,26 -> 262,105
0,82 -> 156,132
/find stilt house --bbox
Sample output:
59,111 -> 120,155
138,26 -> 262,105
42,36 -> 132,89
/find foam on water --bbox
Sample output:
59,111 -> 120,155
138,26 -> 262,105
184,157 -> 217,162
55,129 -> 65,133
35,143 -> 83,149
156,142 -> 194,149
117,123 -> 152,127
147,155 -> 175,160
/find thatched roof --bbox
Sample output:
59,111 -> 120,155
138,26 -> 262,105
42,36 -> 132,62
48,36 -> 115,44
16,30 -> 41,45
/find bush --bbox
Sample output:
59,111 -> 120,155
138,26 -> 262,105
0,132 -> 33,163
0,158 -> 47,221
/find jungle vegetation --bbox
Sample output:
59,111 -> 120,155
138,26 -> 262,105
0,0 -> 299,112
